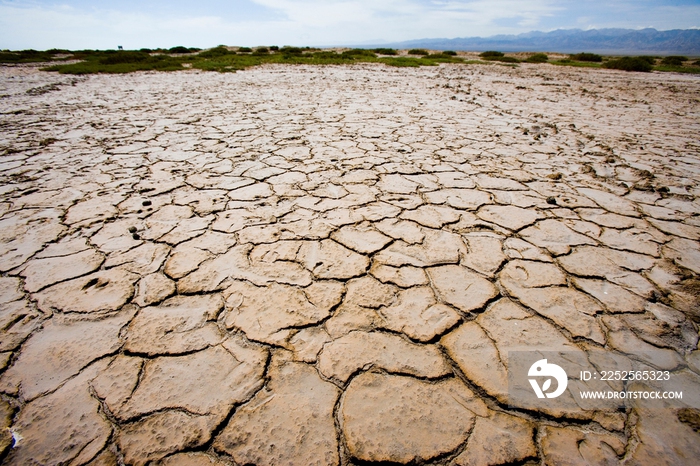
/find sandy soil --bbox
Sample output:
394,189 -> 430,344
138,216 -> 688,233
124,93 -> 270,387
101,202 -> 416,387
1,62 -> 699,465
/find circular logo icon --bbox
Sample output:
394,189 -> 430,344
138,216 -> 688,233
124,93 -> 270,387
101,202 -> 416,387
528,359 -> 568,399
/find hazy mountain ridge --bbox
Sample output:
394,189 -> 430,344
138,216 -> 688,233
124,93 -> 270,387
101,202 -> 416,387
375,28 -> 700,55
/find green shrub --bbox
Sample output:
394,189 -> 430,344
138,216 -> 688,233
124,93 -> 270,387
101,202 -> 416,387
44,57 -> 184,74
570,52 -> 602,62
99,51 -> 152,65
269,45 -> 279,51
341,49 -> 376,59
0,49 -> 59,63
525,53 -> 548,63
603,56 -> 652,72
253,47 -> 269,55
661,56 -> 687,66
280,46 -> 303,55
635,56 -> 656,65
238,47 -> 252,53
0,52 -> 25,63
693,60 -> 700,66
372,48 -> 397,55
479,51 -> 504,58
379,57 -> 425,67
18,49 -> 43,57
442,50 -> 457,56
197,46 -> 232,58
169,46 -> 191,54
408,49 -> 429,55
312,51 -> 339,59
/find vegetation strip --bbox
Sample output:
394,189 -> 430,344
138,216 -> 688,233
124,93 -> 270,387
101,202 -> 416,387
1,46 -> 698,74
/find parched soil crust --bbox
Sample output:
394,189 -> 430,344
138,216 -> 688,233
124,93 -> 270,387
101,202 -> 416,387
0,62 -> 699,465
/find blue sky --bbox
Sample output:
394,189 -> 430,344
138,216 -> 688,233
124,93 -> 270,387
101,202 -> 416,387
1,0 -> 699,50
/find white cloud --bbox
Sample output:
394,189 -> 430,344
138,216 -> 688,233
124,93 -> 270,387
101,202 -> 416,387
0,0 -> 566,49
244,0 -> 564,43
0,4 -> 276,49
251,0 -> 559,30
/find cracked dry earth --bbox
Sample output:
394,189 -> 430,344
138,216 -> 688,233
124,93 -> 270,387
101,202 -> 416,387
0,61 -> 700,466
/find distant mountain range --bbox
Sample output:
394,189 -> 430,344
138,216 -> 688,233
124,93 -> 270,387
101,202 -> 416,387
367,28 -> 700,55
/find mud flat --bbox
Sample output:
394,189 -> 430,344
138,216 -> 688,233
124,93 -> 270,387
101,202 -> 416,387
1,62 -> 700,465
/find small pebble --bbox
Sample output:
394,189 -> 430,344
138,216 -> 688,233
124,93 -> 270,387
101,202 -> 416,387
546,196 -> 557,205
